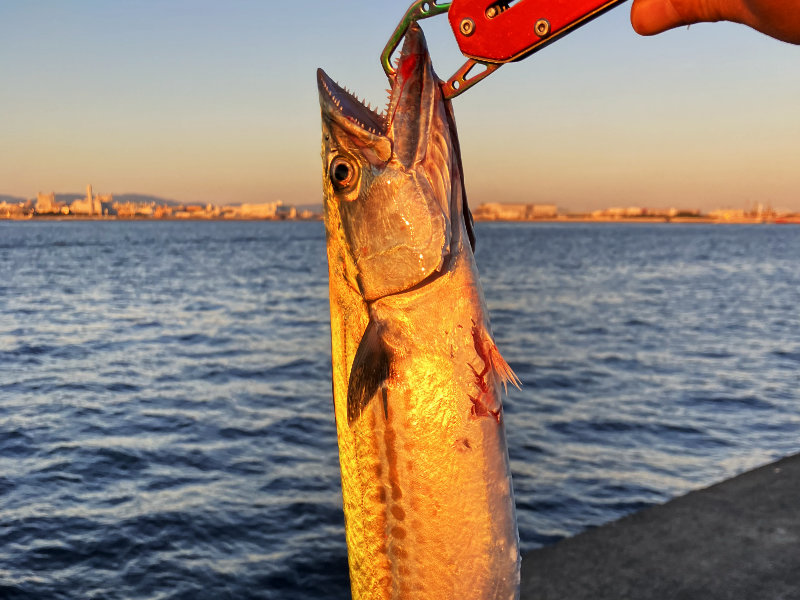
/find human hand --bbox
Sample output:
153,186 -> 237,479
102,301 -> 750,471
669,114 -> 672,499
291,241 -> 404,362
631,0 -> 800,44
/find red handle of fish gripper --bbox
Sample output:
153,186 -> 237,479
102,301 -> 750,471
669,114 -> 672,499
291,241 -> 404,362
447,0 -> 628,63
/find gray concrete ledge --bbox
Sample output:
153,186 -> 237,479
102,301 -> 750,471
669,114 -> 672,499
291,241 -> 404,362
520,453 -> 800,600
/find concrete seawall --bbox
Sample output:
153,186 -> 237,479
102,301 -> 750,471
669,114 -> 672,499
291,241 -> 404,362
520,453 -> 800,600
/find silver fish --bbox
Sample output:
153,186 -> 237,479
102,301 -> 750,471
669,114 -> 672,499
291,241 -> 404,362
318,24 -> 520,600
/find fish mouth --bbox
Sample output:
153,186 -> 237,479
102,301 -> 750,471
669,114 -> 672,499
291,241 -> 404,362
316,68 -> 387,137
317,23 -> 435,142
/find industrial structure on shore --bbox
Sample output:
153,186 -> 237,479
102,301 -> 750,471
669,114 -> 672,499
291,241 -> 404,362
31,185 -> 114,217
473,203 -> 558,220
0,186 -> 315,220
1,190 -> 797,223
471,202 -> 792,224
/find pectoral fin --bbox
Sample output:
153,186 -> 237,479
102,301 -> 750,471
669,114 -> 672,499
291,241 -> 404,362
486,342 -> 521,394
472,321 -> 521,394
347,319 -> 391,425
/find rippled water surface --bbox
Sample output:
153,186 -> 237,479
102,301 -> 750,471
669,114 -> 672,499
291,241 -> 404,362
1,220 -> 799,599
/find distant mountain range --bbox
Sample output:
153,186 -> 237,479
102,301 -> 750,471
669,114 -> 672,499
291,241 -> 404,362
0,195 -> 27,204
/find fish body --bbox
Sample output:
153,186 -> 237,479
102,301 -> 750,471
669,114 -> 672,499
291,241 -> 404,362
318,25 -> 519,600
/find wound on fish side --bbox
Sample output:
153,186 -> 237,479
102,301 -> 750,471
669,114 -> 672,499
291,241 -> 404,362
347,319 -> 392,425
468,322 -> 521,422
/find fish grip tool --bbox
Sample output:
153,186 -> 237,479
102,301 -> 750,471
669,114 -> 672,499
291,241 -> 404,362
382,0 -> 629,99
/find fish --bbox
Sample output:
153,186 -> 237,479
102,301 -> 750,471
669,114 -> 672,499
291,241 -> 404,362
317,24 -> 520,600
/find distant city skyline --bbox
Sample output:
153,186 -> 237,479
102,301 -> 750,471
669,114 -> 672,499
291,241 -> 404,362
1,2 -> 799,212
4,190 -> 796,223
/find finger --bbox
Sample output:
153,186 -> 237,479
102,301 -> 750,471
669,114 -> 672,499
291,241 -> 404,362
631,0 -> 738,36
632,0 -> 800,43
630,0 -> 686,36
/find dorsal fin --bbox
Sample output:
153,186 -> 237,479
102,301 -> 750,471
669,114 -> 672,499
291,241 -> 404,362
347,319 -> 391,425
463,197 -> 476,252
442,89 -> 475,252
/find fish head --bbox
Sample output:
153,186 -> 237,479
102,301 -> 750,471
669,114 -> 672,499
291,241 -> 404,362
318,24 -> 471,303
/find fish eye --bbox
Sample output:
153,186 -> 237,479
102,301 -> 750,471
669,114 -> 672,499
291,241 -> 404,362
330,157 -> 356,190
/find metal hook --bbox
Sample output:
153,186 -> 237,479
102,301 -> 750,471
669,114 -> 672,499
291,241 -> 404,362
380,0 -> 452,81
380,0 -> 503,100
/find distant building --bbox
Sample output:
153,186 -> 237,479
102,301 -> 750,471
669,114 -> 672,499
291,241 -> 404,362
97,194 -> 113,215
298,209 -> 320,220
71,184 -> 93,215
36,192 -> 60,214
668,208 -> 702,218
597,206 -> 645,218
169,204 -> 216,218
113,202 -> 136,217
154,205 -> 173,218
709,208 -> 746,221
0,200 -> 33,218
112,201 -> 153,217
70,197 -> 93,215
86,184 -> 97,214
232,201 -> 283,219
473,203 -> 558,220
70,184 -> 110,216
276,204 -> 297,220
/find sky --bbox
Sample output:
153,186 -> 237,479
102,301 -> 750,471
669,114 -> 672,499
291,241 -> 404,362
1,1 -> 798,213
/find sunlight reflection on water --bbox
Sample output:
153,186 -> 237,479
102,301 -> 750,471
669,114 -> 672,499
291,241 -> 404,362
1,220 -> 799,599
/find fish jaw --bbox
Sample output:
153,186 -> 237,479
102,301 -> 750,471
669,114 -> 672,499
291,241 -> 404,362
317,24 -> 459,302
317,23 -> 444,168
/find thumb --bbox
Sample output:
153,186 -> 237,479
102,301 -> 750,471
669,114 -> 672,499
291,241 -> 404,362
631,0 -> 800,43
630,0 -> 741,36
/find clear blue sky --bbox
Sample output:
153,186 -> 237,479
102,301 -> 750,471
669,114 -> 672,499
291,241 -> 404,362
1,1 -> 798,212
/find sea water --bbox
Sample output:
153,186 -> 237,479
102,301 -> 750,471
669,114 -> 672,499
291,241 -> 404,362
1,220 -> 799,599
